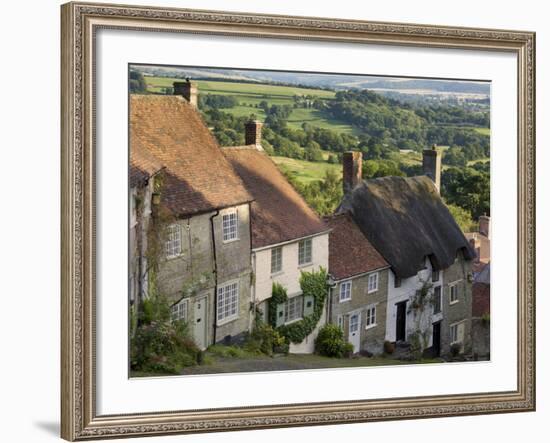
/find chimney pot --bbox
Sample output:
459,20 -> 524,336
422,145 -> 442,192
173,80 -> 198,107
343,151 -> 363,194
245,120 -> 263,146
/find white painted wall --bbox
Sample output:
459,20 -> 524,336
385,258 -> 443,346
253,233 -> 329,303
252,232 -> 329,353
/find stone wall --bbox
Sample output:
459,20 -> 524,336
441,254 -> 473,356
330,269 -> 389,355
156,203 -> 253,348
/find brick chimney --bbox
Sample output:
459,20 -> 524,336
479,215 -> 491,239
423,144 -> 442,192
469,236 -> 480,263
343,151 -> 362,194
173,80 -> 198,107
245,120 -> 263,146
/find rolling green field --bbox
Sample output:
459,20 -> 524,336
144,76 -> 357,135
271,156 -> 342,184
473,127 -> 491,136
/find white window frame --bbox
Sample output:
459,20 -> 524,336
171,298 -> 189,322
164,223 -> 182,259
367,272 -> 379,293
217,280 -> 239,325
450,321 -> 465,345
222,210 -> 239,243
339,280 -> 352,302
271,247 -> 283,274
450,323 -> 458,344
298,238 -> 312,266
432,270 -> 440,282
365,304 -> 377,329
449,282 -> 460,305
349,312 -> 360,334
284,295 -> 303,324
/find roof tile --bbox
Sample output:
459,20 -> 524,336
130,95 -> 253,215
223,146 -> 327,248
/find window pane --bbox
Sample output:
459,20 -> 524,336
271,247 -> 282,273
284,295 -> 303,322
165,224 -> 181,258
222,211 -> 238,241
217,282 -> 239,322
298,239 -> 312,265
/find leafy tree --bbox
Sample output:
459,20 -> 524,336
446,203 -> 476,232
441,167 -> 490,219
129,70 -> 147,93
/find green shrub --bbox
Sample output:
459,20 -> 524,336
245,321 -> 289,356
315,324 -> 351,358
130,319 -> 201,374
342,342 -> 355,358
131,292 -> 201,375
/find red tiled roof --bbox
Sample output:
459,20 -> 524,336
472,282 -> 490,317
325,213 -> 389,280
222,146 -> 328,249
130,95 -> 253,216
130,142 -> 164,188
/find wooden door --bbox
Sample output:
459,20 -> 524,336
348,312 -> 361,353
193,296 -> 207,350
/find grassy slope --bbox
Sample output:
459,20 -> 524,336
271,156 -> 342,184
473,127 -> 491,136
145,76 -> 356,135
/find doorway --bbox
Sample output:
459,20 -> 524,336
193,296 -> 207,350
348,312 -> 361,353
395,301 -> 407,342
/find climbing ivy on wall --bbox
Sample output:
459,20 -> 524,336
268,283 -> 288,327
268,268 -> 329,344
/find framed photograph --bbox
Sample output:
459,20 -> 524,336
61,1 -> 535,440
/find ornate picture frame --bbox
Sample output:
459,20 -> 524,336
61,2 -> 535,440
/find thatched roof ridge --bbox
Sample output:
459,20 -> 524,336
339,175 -> 475,278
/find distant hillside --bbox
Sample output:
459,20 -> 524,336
131,65 -> 490,99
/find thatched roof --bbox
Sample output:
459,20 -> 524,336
339,175 -> 475,278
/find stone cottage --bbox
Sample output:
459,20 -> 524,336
129,83 -> 255,349
129,141 -> 164,320
324,213 -> 390,354
337,149 -> 475,357
223,122 -> 330,354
